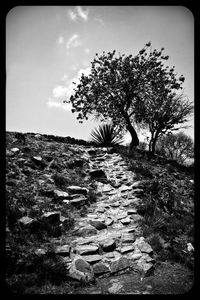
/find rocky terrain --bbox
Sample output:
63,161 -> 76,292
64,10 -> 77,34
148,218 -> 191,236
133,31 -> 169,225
5,131 -> 194,294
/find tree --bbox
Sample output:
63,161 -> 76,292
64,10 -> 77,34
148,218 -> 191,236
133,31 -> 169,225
135,93 -> 193,155
132,45 -> 193,155
64,42 -> 191,152
156,132 -> 194,164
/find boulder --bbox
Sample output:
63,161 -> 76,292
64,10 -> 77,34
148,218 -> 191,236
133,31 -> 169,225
41,211 -> 60,224
120,245 -> 134,254
89,219 -> 107,230
76,225 -> 98,237
92,262 -> 111,275
100,239 -> 116,252
121,232 -> 136,243
69,256 -> 94,282
105,218 -> 114,226
111,257 -> 130,273
134,237 -> 153,254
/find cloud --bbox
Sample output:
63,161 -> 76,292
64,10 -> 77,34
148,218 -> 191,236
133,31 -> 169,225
57,35 -> 64,44
48,67 -> 91,112
67,9 -> 77,21
47,98 -> 72,111
76,6 -> 89,22
67,6 -> 89,22
66,34 -> 81,49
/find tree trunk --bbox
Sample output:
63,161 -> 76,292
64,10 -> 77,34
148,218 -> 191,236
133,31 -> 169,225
149,131 -> 159,156
127,123 -> 139,151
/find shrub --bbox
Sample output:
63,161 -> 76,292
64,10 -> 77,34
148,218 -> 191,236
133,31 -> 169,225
90,123 -> 124,147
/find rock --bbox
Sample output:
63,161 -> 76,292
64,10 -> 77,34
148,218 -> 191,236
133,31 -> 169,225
116,212 -> 127,220
75,245 -> 99,255
41,211 -> 60,224
134,237 -> 153,254
88,149 -> 97,156
77,225 -> 98,237
11,147 -> 20,153
89,220 -> 107,230
18,216 -> 35,228
132,188 -> 144,195
55,245 -> 70,256
96,207 -> 105,213
93,262 -> 111,275
89,169 -> 107,178
69,256 -> 94,282
82,255 -> 102,264
100,239 -> 116,252
120,245 -> 134,254
39,185 -> 55,197
111,257 -> 130,273
136,257 -> 154,275
129,253 -> 143,261
32,156 -> 46,168
54,189 -> 69,200
105,218 -> 114,226
34,248 -> 47,256
70,197 -> 87,206
110,201 -> 121,208
120,217 -> 131,225
127,208 -> 137,215
108,279 -> 123,294
121,232 -> 136,243
66,186 -> 88,195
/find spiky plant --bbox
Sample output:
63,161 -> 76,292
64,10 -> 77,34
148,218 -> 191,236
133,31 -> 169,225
90,123 -> 124,147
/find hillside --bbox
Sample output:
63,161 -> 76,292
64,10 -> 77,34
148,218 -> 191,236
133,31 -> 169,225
5,131 -> 194,294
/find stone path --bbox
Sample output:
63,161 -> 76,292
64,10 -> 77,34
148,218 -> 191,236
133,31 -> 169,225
48,147 -> 155,284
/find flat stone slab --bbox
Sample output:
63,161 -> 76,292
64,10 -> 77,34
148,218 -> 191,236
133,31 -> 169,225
127,208 -> 137,215
121,232 -> 136,243
82,255 -> 102,264
116,212 -> 128,220
119,245 -> 134,254
66,186 -> 88,195
75,245 -> 99,255
110,202 -> 121,207
55,245 -> 70,256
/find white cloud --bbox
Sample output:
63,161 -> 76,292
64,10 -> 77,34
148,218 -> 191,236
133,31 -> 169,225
57,35 -> 64,44
66,34 -> 81,49
48,67 -> 91,112
67,6 -> 89,22
47,98 -> 72,111
68,9 -> 77,21
53,85 -> 68,98
76,6 -> 89,22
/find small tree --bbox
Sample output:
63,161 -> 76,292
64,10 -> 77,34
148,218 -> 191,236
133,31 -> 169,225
156,132 -> 194,164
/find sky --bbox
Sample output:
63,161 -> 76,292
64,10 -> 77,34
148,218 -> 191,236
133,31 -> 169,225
6,6 -> 194,144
